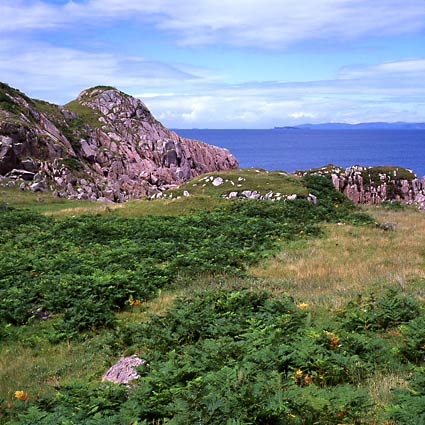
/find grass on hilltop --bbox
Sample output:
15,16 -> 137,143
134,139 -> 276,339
168,168 -> 309,199
63,100 -> 103,129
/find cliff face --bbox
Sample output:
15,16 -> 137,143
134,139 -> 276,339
297,164 -> 425,210
0,83 -> 238,201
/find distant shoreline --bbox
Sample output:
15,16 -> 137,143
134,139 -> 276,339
276,122 -> 425,130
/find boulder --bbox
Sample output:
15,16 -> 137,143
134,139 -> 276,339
212,177 -> 224,186
102,356 -> 147,384
5,169 -> 35,181
30,181 -> 47,192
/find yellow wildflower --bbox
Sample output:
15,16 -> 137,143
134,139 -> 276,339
14,391 -> 28,401
297,303 -> 309,310
292,368 -> 303,382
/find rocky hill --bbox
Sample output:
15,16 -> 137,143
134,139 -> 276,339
0,83 -> 238,201
296,164 -> 425,210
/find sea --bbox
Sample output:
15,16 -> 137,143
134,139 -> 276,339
174,129 -> 425,178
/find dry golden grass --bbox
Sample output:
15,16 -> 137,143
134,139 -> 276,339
366,370 -> 409,408
45,203 -> 123,216
117,289 -> 179,323
250,205 -> 425,308
0,338 -> 107,402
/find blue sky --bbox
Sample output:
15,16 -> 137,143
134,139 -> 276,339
1,0 -> 424,128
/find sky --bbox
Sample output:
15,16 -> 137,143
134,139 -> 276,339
1,0 -> 424,128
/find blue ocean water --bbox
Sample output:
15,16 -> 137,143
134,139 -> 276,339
175,129 -> 425,178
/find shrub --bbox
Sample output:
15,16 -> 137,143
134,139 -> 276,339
389,368 -> 425,424
8,290 -> 376,424
338,289 -> 420,332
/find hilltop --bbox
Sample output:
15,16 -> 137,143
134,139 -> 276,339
0,83 -> 237,201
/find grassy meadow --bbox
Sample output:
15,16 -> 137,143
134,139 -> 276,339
0,172 -> 424,424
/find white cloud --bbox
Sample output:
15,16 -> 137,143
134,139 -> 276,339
2,0 -> 425,48
0,40 -> 201,103
0,1 -> 423,129
142,57 -> 425,127
2,40 -> 422,127
289,112 -> 317,119
339,59 -> 425,79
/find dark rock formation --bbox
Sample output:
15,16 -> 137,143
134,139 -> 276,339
0,83 -> 238,201
297,164 -> 425,210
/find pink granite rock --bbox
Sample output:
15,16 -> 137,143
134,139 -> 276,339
0,84 -> 238,201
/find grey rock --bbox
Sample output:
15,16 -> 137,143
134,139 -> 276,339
30,181 -> 47,192
307,193 -> 318,204
300,165 -> 425,210
102,356 -> 147,384
97,197 -> 114,203
5,169 -> 35,180
212,177 -> 224,186
377,222 -> 395,231
21,159 -> 38,173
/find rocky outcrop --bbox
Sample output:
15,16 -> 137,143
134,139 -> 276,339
0,83 -> 238,201
297,164 -> 425,210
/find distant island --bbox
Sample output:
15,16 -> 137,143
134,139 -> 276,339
275,122 -> 425,130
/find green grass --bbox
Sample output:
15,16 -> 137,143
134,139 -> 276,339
63,100 -> 103,129
167,168 -> 309,199
0,169 -> 311,218
115,195 -> 223,217
295,163 -> 344,176
0,185 -> 99,214
0,174 -> 424,424
84,85 -> 117,93
0,83 -> 29,119
31,99 -> 64,123
361,165 -> 416,184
